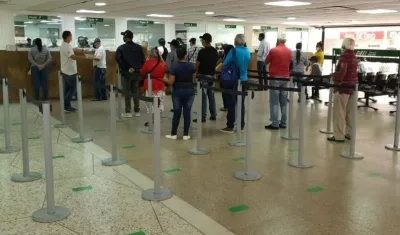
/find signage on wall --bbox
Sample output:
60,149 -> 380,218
28,15 -> 48,20
286,27 -> 307,31
86,18 -> 104,22
333,48 -> 400,57
387,31 -> 400,39
137,20 -> 154,25
184,23 -> 197,27
339,31 -> 384,40
225,25 -> 237,29
261,26 -> 278,31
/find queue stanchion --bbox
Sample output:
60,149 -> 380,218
320,77 -> 334,134
229,80 -> 246,147
102,85 -> 127,166
11,89 -> 42,182
71,76 -> 93,143
189,81 -> 210,155
289,85 -> 313,168
341,84 -> 364,159
281,77 -> 299,140
142,74 -> 153,134
385,82 -> 400,151
32,103 -> 69,222
0,79 -> 20,154
234,91 -> 262,181
142,96 -> 173,201
54,71 -> 70,128
116,70 -> 126,122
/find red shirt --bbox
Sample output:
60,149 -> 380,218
334,50 -> 358,94
266,44 -> 292,78
140,58 -> 166,92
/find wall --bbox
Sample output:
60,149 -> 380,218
126,21 -> 165,49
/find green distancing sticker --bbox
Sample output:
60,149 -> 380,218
228,204 -> 249,213
164,168 -> 181,174
368,172 -> 381,177
127,232 -> 146,235
94,129 -> 107,132
307,186 -> 324,193
12,122 -> 21,126
52,155 -> 65,159
288,148 -> 298,152
122,145 -> 136,149
232,157 -> 245,162
28,136 -> 40,140
72,185 -> 93,192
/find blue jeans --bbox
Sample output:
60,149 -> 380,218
62,74 -> 77,109
257,61 -> 267,86
269,80 -> 289,127
171,88 -> 195,136
221,80 -> 245,129
201,80 -> 217,120
31,66 -> 49,100
94,67 -> 107,100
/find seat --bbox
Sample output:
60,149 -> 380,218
358,72 -> 378,111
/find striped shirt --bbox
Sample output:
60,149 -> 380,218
187,46 -> 200,63
291,50 -> 310,73
28,46 -> 52,67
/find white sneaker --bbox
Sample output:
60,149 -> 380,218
183,136 -> 191,141
135,112 -> 140,117
122,113 -> 133,118
165,135 -> 177,140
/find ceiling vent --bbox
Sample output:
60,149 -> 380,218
316,6 -> 357,11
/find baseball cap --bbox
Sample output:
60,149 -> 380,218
168,39 -> 180,47
93,38 -> 101,43
199,33 -> 212,42
121,30 -> 133,39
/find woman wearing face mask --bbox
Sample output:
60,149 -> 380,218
311,42 -> 325,98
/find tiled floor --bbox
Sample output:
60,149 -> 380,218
19,88 -> 400,235
0,104 -> 232,235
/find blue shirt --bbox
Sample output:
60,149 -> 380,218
223,46 -> 251,81
170,61 -> 195,89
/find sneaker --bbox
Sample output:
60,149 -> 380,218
135,112 -> 140,117
327,136 -> 345,143
165,135 -> 177,140
210,116 -> 217,121
183,136 -> 191,141
345,135 -> 351,140
193,119 -> 206,123
64,107 -> 76,113
122,113 -> 133,118
144,122 -> 149,127
279,124 -> 287,129
220,127 -> 234,133
265,125 -> 279,130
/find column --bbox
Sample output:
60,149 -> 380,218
244,24 -> 253,48
61,15 -> 76,46
164,21 -> 175,51
115,18 -> 128,48
0,10 -> 15,50
205,23 -> 218,39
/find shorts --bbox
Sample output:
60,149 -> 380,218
145,90 -> 165,113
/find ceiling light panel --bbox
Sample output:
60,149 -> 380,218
146,14 -> 174,18
76,9 -> 106,13
357,9 -> 397,14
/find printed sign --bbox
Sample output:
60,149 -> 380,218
339,31 -> 384,40
286,27 -> 307,31
387,31 -> 400,39
184,23 -> 197,27
86,18 -> 104,22
137,20 -> 154,25
225,25 -> 237,29
261,26 -> 278,31
332,48 -> 400,57
28,15 -> 48,20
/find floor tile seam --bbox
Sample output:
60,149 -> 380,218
8,151 -> 22,167
94,174 -> 143,192
150,201 -> 167,234
56,222 -> 82,235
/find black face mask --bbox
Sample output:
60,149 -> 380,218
123,37 -> 127,42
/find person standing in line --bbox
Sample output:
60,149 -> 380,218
312,41 -> 325,98
187,38 -> 200,64
60,30 -> 87,112
166,39 -> 180,111
115,30 -> 146,118
194,33 -> 219,123
291,42 -> 310,102
328,38 -> 358,143
142,41 -> 150,59
28,38 -> 52,101
89,38 -> 107,101
257,33 -> 270,89
158,38 -> 169,61
264,34 -> 292,130
216,44 -> 234,112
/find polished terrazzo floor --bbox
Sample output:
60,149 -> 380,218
48,88 -> 399,235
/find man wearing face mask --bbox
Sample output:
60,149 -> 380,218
88,38 -> 107,101
257,33 -> 270,89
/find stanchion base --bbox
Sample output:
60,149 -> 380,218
32,206 -> 69,223
142,188 -> 173,201
340,151 -> 364,159
141,128 -> 154,135
189,148 -> 210,155
319,129 -> 333,134
0,146 -> 21,154
281,135 -> 299,140
71,136 -> 93,143
53,123 -> 70,128
288,159 -> 313,168
11,172 -> 42,182
384,144 -> 400,152
102,157 -> 127,166
234,171 -> 262,181
229,140 -> 246,147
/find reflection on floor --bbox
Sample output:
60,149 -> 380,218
0,104 -> 232,235
49,89 -> 400,235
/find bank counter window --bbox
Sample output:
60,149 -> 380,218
251,26 -> 278,52
175,23 -> 206,49
215,25 -> 245,46
75,17 -> 116,50
285,28 -> 309,51
126,20 -> 165,49
14,15 -> 62,50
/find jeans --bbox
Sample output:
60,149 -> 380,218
200,76 -> 217,119
221,80 -> 246,129
94,67 -> 107,100
292,72 -> 308,97
269,80 -> 289,127
31,65 -> 49,100
62,74 -> 77,109
171,88 -> 195,136
257,61 -> 267,86
219,80 -> 228,109
120,70 -> 140,113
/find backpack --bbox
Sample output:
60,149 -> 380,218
221,48 -> 239,81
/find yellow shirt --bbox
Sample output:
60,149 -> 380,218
314,50 -> 324,66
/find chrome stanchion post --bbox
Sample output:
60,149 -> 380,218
385,82 -> 400,151
32,103 -> 69,222
54,71 -> 70,128
11,89 -> 42,182
189,81 -> 209,155
289,85 -> 313,168
341,84 -> 364,159
71,76 -> 93,143
229,80 -> 246,147
0,79 -> 20,154
282,77 -> 299,140
142,74 -> 154,134
102,85 -> 127,166
320,77 -> 334,134
116,70 -> 125,122
142,96 -> 173,201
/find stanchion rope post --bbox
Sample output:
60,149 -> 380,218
54,71 -> 70,128
142,74 -> 154,134
385,81 -> 400,151
320,77 -> 334,134
71,76 -> 93,143
281,76 -> 299,140
116,70 -> 127,122
229,80 -> 246,147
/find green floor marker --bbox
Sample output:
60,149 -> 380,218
228,204 -> 249,213
288,148 -> 298,152
94,129 -> 107,132
232,157 -> 245,162
52,155 -> 65,159
122,145 -> 136,149
368,172 -> 381,177
28,136 -> 40,140
72,185 -> 93,192
307,186 -> 324,193
12,122 -> 21,126
127,232 -> 146,235
164,168 -> 181,174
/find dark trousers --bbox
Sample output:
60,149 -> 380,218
94,66 -> 107,100
257,61 -> 267,86
221,80 -> 246,129
120,70 -> 140,113
62,74 -> 77,109
171,88 -> 195,136
219,80 -> 228,109
31,65 -> 49,100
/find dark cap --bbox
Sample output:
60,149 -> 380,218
189,38 -> 196,43
200,33 -> 212,42
93,38 -> 101,43
121,30 -> 133,39
168,39 -> 180,47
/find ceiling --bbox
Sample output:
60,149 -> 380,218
2,0 -> 400,26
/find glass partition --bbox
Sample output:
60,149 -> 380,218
126,20 -> 165,49
252,26 -> 278,52
215,25 -> 245,46
74,17 -> 116,50
175,23 -> 206,49
285,28 -> 309,51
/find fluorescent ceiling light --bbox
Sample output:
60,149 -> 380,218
95,2 -> 106,6
40,20 -> 54,23
76,9 -> 106,13
265,1 -> 311,7
282,21 -> 307,25
104,24 -> 110,26
47,22 -> 61,25
77,28 -> 95,30
75,17 -> 86,21
205,12 -> 214,15
357,9 -> 397,14
223,18 -> 245,22
287,17 -> 296,20
57,16 -> 61,17
24,21 -> 33,24
146,14 -> 173,18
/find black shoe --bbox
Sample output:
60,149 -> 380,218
170,109 -> 174,112
327,136 -> 345,143
220,108 -> 227,111
144,122 -> 149,127
210,116 -> 216,121
265,125 -> 279,130
193,119 -> 206,123
279,124 -> 286,129
220,127 -> 234,133
345,135 -> 351,140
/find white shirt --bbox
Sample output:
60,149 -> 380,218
93,46 -> 106,68
157,46 -> 168,56
257,39 -> 270,62
60,42 -> 77,75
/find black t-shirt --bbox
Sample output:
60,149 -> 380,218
197,46 -> 219,75
170,62 -> 195,89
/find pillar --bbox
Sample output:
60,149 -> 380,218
244,23 -> 253,49
0,10 -> 15,50
61,15 -> 76,46
115,18 -> 128,48
164,21 -> 176,51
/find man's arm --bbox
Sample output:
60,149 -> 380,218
222,50 -> 233,66
28,51 -> 39,67
265,49 -> 273,65
115,46 -> 122,64
139,47 -> 145,66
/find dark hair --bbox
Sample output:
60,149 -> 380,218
316,41 -> 323,50
62,31 -> 72,40
259,33 -> 265,38
34,38 -> 43,52
223,44 -> 234,62
158,38 -> 166,46
309,56 -> 318,63
176,46 -> 187,60
296,42 -> 302,65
